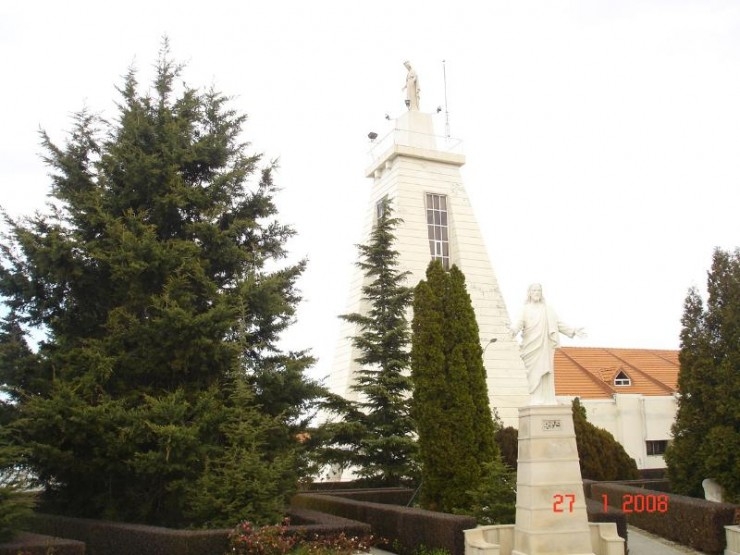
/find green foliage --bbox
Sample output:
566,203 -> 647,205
494,426 -> 519,470
0,41 -> 322,527
665,248 -> 740,503
410,261 -> 507,513
452,459 -> 516,525
571,398 -> 639,481
317,198 -> 417,485
0,442 -> 35,542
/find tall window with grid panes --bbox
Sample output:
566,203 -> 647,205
426,193 -> 449,269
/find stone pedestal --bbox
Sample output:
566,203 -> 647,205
513,405 -> 594,555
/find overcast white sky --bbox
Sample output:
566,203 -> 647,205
2,1 -> 739,384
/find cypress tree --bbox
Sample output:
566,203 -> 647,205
0,41 -> 320,527
318,197 -> 417,485
411,260 -> 511,514
410,264 -> 450,508
665,248 -> 740,502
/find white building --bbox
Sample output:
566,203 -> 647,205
326,103 -> 679,471
556,347 -> 679,471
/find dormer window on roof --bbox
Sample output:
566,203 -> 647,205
614,370 -> 631,387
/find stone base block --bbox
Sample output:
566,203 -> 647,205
465,523 -> 624,555
513,405 -> 593,555
727,525 -> 740,555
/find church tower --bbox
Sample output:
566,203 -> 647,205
328,63 -> 529,426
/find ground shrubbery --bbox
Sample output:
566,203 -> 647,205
228,519 -> 378,555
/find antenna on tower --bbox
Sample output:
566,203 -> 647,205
442,59 -> 451,139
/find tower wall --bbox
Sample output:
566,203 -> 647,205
329,111 -> 529,426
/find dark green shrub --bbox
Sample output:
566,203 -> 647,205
572,399 -> 639,481
494,427 -> 518,469
452,460 -> 516,525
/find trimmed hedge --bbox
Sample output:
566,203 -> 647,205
291,492 -> 476,555
582,478 -> 671,498
318,488 -> 415,506
612,479 -> 672,493
284,507 -> 371,539
295,487 -> 627,555
638,468 -> 666,480
23,513 -> 230,555
20,508 -> 369,555
591,482 -> 738,555
0,532 -> 85,555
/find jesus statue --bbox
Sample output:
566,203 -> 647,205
510,283 -> 585,405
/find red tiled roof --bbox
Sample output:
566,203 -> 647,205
555,347 -> 679,399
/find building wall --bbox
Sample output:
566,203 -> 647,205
565,395 -> 677,470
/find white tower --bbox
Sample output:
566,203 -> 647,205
329,71 -> 529,427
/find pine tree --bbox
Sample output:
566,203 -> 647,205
0,41 -> 321,527
410,260 -> 511,514
665,248 -> 740,502
317,198 -> 417,485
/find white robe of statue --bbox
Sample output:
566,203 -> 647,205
402,61 -> 420,111
511,284 -> 583,405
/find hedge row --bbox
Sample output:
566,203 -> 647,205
291,492 -> 476,555
19,507 -> 369,555
320,487 -> 416,506
10,485 -> 634,555
294,488 -> 626,555
0,531 -> 85,555
590,482 -> 738,555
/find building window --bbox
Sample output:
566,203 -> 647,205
426,193 -> 449,270
614,370 -> 631,387
376,196 -> 388,221
646,440 -> 668,456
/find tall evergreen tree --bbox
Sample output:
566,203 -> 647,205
665,248 -> 740,502
317,197 -> 417,485
410,260 -> 508,513
0,42 -> 321,527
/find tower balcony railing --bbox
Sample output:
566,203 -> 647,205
367,126 -> 464,165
